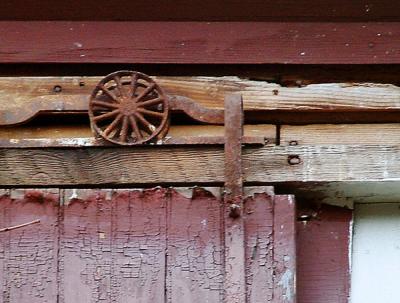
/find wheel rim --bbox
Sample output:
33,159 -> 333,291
89,71 -> 169,145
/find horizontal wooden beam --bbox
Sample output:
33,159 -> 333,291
0,22 -> 399,64
1,76 -> 399,125
0,0 -> 398,21
281,124 -> 400,146
1,145 -> 400,186
0,125 -> 276,148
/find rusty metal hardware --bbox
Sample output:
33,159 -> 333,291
224,94 -> 244,218
89,71 -> 170,145
88,70 -> 228,146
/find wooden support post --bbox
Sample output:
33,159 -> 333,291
224,94 -> 246,303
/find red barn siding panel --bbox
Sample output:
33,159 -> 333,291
166,188 -> 224,302
273,195 -> 297,303
0,189 -> 59,303
60,189 -> 113,303
244,191 -> 274,302
297,204 -> 352,303
0,0 -> 398,21
111,189 -> 167,303
0,22 -> 399,64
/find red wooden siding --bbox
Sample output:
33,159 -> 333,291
0,189 -> 60,303
0,0 -> 398,21
0,187 -> 297,302
297,204 -> 352,303
0,22 -> 398,64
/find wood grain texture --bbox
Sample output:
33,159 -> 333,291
0,189 -> 60,303
0,124 -> 276,147
244,191 -> 274,302
281,124 -> 400,146
297,204 -> 352,303
0,22 -> 399,64
273,195 -> 296,303
1,76 -> 399,126
0,0 -> 398,21
2,144 -> 400,186
167,189 -> 224,303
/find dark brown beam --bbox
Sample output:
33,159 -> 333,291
0,22 -> 399,64
0,1 -> 398,21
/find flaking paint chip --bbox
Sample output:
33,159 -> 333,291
98,232 -> 106,239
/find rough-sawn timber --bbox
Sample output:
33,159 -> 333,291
1,145 -> 400,186
1,76 -> 399,125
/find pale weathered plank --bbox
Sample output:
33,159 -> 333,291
2,145 -> 400,186
0,76 -> 399,125
0,124 -> 276,147
281,124 -> 400,146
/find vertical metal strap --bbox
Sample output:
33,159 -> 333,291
224,94 -> 246,303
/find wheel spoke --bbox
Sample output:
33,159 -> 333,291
138,108 -> 165,118
103,114 -> 123,136
136,83 -> 156,101
114,75 -> 124,97
137,97 -> 164,107
93,109 -> 120,122
128,115 -> 143,140
119,116 -> 129,142
98,84 -> 119,102
131,73 -> 138,97
92,100 -> 120,109
135,112 -> 156,133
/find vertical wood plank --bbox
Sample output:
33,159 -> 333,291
0,189 -> 60,303
0,190 -> 9,303
297,204 -> 352,303
166,188 -> 224,303
111,189 -> 167,303
60,189 -> 113,303
273,195 -> 297,303
244,190 -> 275,303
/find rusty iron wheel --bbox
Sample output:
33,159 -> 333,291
89,71 -> 169,145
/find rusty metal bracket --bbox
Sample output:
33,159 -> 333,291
224,94 -> 244,218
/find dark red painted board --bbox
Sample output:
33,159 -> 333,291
0,22 -> 398,64
167,188 -> 224,302
297,204 -> 352,303
0,189 -> 60,303
244,191 -> 274,302
0,188 -> 299,302
273,195 -> 296,303
0,0 -> 398,21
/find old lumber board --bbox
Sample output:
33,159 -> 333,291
0,76 -> 399,126
0,125 -> 276,147
297,204 -> 352,303
0,22 -> 399,64
0,0 -> 398,21
2,145 -> 400,186
281,124 -> 400,146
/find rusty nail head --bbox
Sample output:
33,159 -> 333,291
288,155 -> 301,165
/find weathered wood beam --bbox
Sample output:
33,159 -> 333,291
0,125 -> 275,147
1,1 -> 398,21
0,22 -> 399,64
281,124 -> 400,146
1,145 -> 400,186
1,76 -> 399,125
